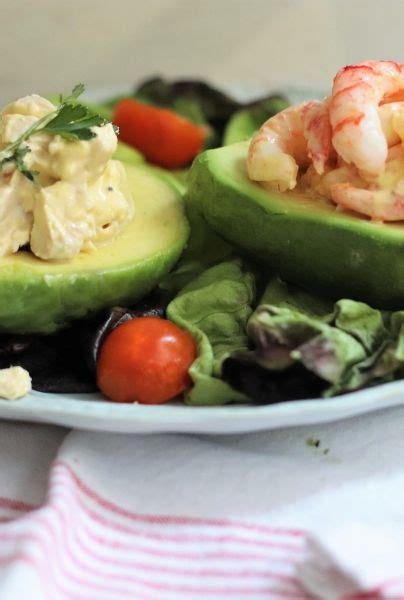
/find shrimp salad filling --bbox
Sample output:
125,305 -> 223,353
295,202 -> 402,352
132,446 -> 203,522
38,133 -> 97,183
247,60 -> 404,222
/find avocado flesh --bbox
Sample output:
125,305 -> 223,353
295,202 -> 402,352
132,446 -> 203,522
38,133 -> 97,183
0,163 -> 189,333
188,142 -> 404,309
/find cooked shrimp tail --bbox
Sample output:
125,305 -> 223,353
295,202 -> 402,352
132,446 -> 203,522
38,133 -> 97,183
246,104 -> 307,192
247,101 -> 333,191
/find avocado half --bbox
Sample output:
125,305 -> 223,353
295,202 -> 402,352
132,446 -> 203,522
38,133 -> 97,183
0,163 -> 189,333
188,142 -> 404,309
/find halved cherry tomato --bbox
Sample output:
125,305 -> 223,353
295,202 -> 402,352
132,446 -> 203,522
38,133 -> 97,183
96,317 -> 197,404
113,98 -> 206,169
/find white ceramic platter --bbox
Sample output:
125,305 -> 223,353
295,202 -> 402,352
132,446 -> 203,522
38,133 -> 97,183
1,383 -> 404,433
2,84 -> 401,434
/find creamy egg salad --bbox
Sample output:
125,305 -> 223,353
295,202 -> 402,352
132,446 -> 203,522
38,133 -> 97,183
0,94 -> 132,260
0,367 -> 31,400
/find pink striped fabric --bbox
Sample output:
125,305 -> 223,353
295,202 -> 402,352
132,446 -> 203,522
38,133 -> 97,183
0,459 -> 312,600
0,457 -> 402,599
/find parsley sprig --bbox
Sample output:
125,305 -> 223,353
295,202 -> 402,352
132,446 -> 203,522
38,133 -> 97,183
0,84 -> 116,183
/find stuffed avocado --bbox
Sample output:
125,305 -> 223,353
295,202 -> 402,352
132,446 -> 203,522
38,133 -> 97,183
0,89 -> 188,334
0,163 -> 188,333
188,60 -> 404,310
187,141 -> 404,308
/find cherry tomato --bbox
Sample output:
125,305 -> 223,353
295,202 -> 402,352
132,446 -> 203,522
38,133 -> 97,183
113,98 -> 206,169
96,317 -> 197,404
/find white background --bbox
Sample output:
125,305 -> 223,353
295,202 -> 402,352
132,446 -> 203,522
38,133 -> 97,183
2,0 -> 404,104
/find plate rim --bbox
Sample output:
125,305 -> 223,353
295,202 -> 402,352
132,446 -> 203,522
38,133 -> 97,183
0,379 -> 403,433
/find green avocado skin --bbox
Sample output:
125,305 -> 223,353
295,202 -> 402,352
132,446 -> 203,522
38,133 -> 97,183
188,142 -> 404,309
0,248 -> 182,334
0,164 -> 189,334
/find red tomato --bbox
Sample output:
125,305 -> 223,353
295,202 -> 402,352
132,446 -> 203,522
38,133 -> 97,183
96,317 -> 197,404
113,98 -> 206,169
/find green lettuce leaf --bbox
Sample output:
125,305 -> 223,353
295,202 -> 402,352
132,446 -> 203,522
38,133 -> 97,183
167,260 -> 255,405
225,277 -> 403,401
327,310 -> 404,395
168,268 -> 404,405
248,304 -> 367,385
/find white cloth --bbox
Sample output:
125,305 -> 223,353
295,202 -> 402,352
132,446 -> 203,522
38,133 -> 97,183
298,522 -> 404,599
1,404 -> 404,599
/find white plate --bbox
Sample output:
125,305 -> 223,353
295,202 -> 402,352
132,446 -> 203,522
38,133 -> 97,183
2,84 -> 399,434
0,382 -> 403,433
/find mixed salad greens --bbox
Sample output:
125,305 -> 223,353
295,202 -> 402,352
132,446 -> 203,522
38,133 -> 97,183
2,76 -> 404,406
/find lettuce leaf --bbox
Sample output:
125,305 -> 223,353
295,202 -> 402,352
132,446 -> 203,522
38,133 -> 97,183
167,268 -> 404,406
167,260 -> 255,405
223,277 -> 404,403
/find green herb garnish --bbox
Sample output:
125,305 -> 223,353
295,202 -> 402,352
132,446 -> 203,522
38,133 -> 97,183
13,147 -> 39,183
0,84 -> 114,183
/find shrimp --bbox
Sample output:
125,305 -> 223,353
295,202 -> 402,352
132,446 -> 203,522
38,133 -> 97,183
247,101 -> 333,192
330,185 -> 404,221
329,60 -> 404,178
379,101 -> 404,146
301,100 -> 334,175
247,104 -> 307,192
330,145 -> 404,221
301,162 -> 367,200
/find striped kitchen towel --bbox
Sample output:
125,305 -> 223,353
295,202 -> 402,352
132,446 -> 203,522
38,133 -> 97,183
1,403 -> 404,599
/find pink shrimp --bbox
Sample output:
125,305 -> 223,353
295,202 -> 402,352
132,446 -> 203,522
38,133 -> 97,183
330,144 -> 404,221
301,100 -> 334,175
330,184 -> 404,221
329,60 -> 404,178
379,101 -> 404,146
247,101 -> 333,191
